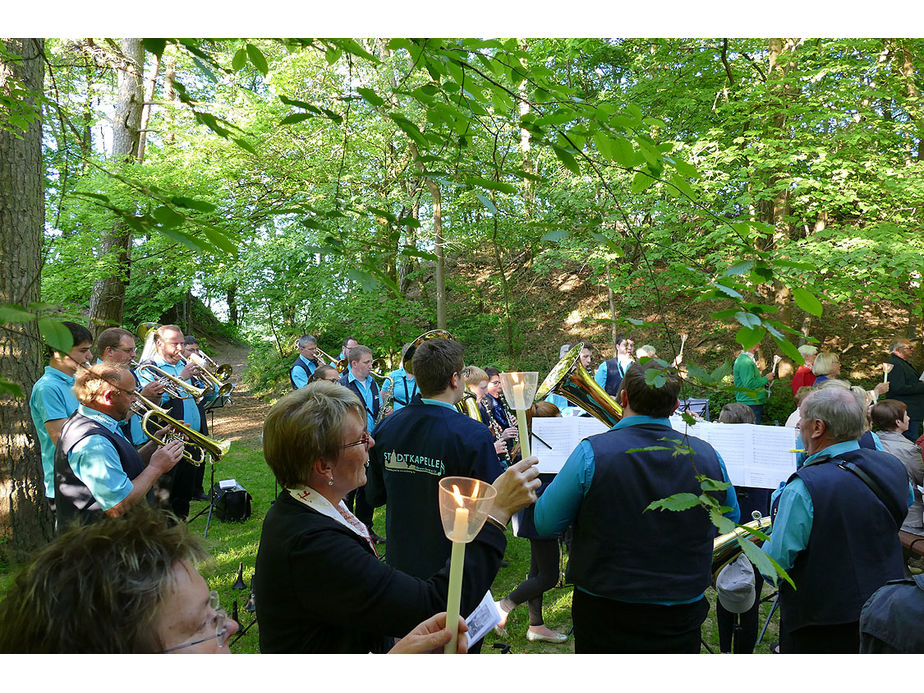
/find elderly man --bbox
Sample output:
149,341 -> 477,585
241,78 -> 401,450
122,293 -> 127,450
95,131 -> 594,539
290,334 -> 321,390
594,334 -> 635,397
29,320 -> 94,512
886,339 -> 924,442
137,324 -> 216,518
760,387 -> 909,653
96,327 -> 165,445
366,338 -> 506,579
790,344 -> 818,395
733,343 -> 775,424
54,363 -> 184,532
338,344 -> 382,541
534,361 -> 740,653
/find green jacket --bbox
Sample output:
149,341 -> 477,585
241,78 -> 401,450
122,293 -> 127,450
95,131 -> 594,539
734,352 -> 768,405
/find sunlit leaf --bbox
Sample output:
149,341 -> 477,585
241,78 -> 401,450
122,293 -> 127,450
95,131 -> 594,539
476,193 -> 497,214
736,326 -> 766,350
793,287 -> 823,316
245,43 -> 268,76
38,318 -> 73,354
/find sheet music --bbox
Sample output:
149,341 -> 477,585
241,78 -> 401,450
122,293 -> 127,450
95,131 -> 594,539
668,418 -> 797,489
530,417 -> 609,473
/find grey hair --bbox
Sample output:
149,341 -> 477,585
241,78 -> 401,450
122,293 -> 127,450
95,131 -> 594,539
801,387 -> 866,442
890,339 -> 911,353
816,378 -> 850,390
297,334 -> 318,349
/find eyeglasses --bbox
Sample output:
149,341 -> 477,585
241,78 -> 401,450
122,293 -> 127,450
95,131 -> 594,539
342,431 -> 372,450
112,346 -> 137,354
325,377 -> 340,383
162,591 -> 230,653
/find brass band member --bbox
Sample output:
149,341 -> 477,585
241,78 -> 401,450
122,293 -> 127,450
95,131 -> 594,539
483,367 -> 518,459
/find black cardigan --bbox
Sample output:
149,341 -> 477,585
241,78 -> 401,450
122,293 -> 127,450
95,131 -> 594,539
253,491 -> 506,653
887,354 -> 924,420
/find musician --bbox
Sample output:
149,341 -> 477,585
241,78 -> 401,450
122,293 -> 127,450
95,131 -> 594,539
337,344 -> 382,542
534,361 -> 740,653
96,327 -> 164,445
54,363 -> 184,532
380,342 -> 420,413
484,367 -> 518,454
335,336 -> 358,366
886,339 -> 924,442
594,334 -> 634,397
137,324 -> 216,519
0,507 -> 239,653
464,366 -> 507,460
308,364 -> 340,384
733,343 -> 775,424
290,334 -> 321,390
760,387 -> 909,653
366,338 -> 506,579
29,320 -> 94,510
545,345 -> 594,417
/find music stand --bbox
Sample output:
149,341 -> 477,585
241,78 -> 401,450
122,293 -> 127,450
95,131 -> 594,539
187,459 -> 219,538
679,397 -> 710,421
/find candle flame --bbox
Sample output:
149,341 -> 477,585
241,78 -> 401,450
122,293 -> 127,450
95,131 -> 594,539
511,371 -> 522,384
451,484 -> 465,507
472,480 -> 480,498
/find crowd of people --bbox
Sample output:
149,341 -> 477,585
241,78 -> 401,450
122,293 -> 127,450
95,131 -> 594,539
5,324 -> 924,654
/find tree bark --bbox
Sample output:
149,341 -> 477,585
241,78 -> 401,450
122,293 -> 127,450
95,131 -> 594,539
87,38 -> 145,337
0,38 -> 54,554
408,142 -> 447,329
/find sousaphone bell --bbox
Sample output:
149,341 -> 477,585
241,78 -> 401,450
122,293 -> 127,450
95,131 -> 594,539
535,342 -> 623,426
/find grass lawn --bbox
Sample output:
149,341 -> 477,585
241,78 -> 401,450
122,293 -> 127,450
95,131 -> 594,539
0,437 -> 781,654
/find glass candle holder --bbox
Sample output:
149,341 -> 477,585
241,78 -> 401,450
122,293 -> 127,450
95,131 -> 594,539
498,371 -> 539,410
438,476 -> 497,543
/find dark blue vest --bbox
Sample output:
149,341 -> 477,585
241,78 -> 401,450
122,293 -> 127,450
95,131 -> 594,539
603,358 -> 624,397
567,423 -> 727,602
339,374 -> 380,424
54,411 -> 146,532
859,575 -> 924,653
289,357 -> 316,390
776,448 -> 906,633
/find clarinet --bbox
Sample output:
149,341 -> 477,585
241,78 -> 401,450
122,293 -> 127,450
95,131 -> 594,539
480,396 -> 510,464
498,391 -> 519,451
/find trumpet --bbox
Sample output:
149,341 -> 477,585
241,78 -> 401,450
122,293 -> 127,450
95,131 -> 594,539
135,363 -> 207,402
187,353 -> 234,397
196,350 -> 233,381
130,392 -> 231,465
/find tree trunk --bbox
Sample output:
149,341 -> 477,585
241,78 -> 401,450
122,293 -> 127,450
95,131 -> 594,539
0,38 -> 54,554
408,142 -> 447,329
227,285 -> 239,327
87,38 -> 145,337
136,51 -> 160,164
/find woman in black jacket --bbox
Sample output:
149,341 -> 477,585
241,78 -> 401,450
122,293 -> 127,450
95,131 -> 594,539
253,381 -> 540,653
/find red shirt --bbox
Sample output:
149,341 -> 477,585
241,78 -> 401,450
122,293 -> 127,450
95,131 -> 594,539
791,365 -> 816,396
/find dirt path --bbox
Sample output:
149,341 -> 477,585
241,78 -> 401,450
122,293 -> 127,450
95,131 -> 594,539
204,343 -> 270,444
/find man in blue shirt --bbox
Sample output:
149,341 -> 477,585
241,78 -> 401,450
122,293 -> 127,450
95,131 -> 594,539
290,334 -> 321,390
535,361 -> 740,653
29,320 -> 94,510
546,344 -> 594,417
138,324 -> 217,519
338,344 -> 382,541
760,386 -> 908,653
380,342 -> 419,415
54,363 -> 184,533
594,334 -> 634,398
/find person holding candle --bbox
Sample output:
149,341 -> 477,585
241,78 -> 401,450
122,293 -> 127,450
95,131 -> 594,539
733,343 -> 775,424
254,380 -> 541,653
534,361 -> 740,653
886,339 -> 924,443
366,339 -> 508,579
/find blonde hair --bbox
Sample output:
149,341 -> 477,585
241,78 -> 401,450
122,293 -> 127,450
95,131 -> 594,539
263,381 -> 365,488
464,366 -> 488,387
72,362 -> 128,405
812,352 -> 839,376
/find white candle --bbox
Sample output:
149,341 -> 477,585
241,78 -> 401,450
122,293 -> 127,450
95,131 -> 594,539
444,506 -> 469,654
516,408 -> 530,459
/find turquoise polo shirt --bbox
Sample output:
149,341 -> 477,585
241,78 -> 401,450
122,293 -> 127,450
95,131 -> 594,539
29,366 -> 79,498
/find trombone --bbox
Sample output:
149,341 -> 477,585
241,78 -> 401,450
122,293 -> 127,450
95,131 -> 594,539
314,346 -> 347,374
196,350 -> 233,381
187,353 -> 234,397
135,362 -> 207,402
130,392 -> 231,465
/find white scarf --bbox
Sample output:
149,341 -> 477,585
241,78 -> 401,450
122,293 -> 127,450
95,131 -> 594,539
287,485 -> 377,554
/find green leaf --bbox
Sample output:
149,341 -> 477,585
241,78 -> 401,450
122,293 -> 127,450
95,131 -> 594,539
709,508 -> 738,535
356,87 -> 384,108
552,146 -> 580,174
0,375 -> 24,399
232,48 -> 247,71
38,318 -> 73,354
681,411 -> 698,426
280,113 -> 315,125
644,368 -> 667,388
725,260 -> 754,276
541,229 -> 571,243
201,228 -> 238,255
152,206 -> 185,228
670,174 -> 694,199
467,176 -> 516,195
143,39 -> 168,59
775,337 -> 804,365
630,172 -> 655,194
646,493 -> 701,512
736,326 -> 766,351
170,196 -> 216,213
0,304 -> 36,323
346,268 -> 382,291
390,114 -> 428,150
609,135 -> 640,167
593,131 -> 615,160
734,311 -> 762,329
712,283 -> 743,299
325,47 -> 342,65
699,476 -> 731,492
793,287 -> 823,317
245,43 -> 268,76
397,216 -> 420,228
740,540 -> 795,589
476,193 -> 497,214
232,137 -> 256,155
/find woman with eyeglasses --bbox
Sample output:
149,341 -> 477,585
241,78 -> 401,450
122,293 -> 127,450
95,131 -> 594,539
307,364 -> 341,385
254,381 -> 541,653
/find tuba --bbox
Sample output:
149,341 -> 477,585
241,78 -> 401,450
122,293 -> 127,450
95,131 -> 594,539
456,391 -> 483,421
401,329 -> 453,376
130,392 -> 231,465
712,512 -> 772,581
535,342 -> 623,426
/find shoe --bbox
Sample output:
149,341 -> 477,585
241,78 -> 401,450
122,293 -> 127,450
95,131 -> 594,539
369,531 -> 386,545
499,559 -> 510,568
493,600 -> 509,637
493,624 -> 508,637
192,491 -> 210,502
526,628 -> 568,644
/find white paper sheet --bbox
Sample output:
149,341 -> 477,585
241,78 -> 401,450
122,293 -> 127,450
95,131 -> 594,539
464,590 -> 499,647
530,417 -> 609,473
